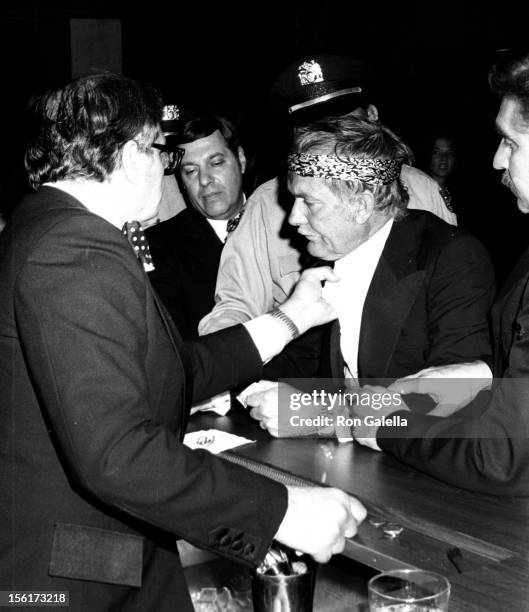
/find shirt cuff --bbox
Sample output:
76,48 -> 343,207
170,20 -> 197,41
355,436 -> 382,451
189,391 -> 231,416
243,314 -> 291,364
473,361 -> 493,383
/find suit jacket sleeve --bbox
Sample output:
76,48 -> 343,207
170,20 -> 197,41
378,279 -> 529,496
423,231 -> 495,369
183,324 -> 264,403
14,212 -> 287,564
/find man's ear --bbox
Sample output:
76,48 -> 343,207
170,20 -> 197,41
121,140 -> 142,185
237,146 -> 247,174
353,191 -> 375,224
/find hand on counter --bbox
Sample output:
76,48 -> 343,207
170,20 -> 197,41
247,381 -> 337,439
247,382 -> 280,437
274,485 -> 367,563
388,360 -> 492,417
351,385 -> 409,451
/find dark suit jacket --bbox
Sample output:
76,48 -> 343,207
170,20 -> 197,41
146,208 -> 223,340
379,245 -> 529,496
0,187 -> 286,611
318,211 -> 495,382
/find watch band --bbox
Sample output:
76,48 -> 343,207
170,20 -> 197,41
270,308 -> 300,341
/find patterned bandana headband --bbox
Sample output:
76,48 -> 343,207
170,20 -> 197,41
287,153 -> 402,186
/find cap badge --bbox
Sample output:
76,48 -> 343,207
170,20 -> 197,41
298,60 -> 324,86
162,104 -> 180,121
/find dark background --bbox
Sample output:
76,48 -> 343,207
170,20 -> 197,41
1,1 -> 528,280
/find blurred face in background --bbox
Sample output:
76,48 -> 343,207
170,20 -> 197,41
179,130 -> 246,220
430,137 -> 456,182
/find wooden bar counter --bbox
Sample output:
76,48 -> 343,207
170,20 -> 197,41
189,404 -> 529,612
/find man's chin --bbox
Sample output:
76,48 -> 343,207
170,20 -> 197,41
307,242 -> 334,261
201,200 -> 237,220
516,198 -> 529,214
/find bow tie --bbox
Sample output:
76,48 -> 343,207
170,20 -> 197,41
122,221 -> 155,272
226,207 -> 245,235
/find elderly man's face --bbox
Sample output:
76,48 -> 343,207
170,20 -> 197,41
287,174 -> 369,260
494,96 -> 529,214
179,130 -> 245,220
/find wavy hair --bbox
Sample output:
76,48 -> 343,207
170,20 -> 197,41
177,115 -> 241,157
291,115 -> 413,219
25,72 -> 163,190
489,50 -> 529,125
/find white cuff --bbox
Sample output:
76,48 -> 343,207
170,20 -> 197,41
355,437 -> 382,452
189,391 -> 231,416
243,314 -> 291,364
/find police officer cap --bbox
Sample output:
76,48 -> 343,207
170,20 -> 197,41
161,104 -> 181,136
270,54 -> 374,124
161,103 -> 206,142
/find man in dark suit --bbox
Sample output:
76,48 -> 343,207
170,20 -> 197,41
246,115 -> 494,435
0,72 -> 366,611
146,114 -> 247,340
350,50 -> 529,496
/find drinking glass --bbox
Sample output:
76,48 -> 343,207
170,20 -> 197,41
368,569 -> 450,611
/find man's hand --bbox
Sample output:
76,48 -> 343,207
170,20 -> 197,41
388,361 -> 492,417
280,267 -> 339,335
350,385 -> 409,451
274,486 -> 367,563
247,382 -> 337,438
247,382 -> 280,437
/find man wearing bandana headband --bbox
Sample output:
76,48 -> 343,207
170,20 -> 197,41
347,50 -> 529,496
237,115 -> 495,435
200,54 -> 459,343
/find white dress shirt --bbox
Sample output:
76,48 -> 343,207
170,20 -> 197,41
207,218 -> 230,243
322,218 -> 393,380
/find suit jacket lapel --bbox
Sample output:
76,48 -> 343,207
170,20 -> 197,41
358,216 -> 425,379
495,245 -> 529,305
327,320 -> 344,378
178,209 -> 223,266
491,247 -> 529,374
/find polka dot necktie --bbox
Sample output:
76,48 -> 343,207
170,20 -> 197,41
121,220 -> 155,272
226,206 -> 245,236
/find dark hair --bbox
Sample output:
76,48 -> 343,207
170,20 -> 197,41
25,72 -> 163,190
177,115 -> 241,157
292,115 -> 412,219
489,50 -> 529,124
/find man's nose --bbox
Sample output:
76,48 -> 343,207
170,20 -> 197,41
198,168 -> 213,187
493,142 -> 507,171
288,199 -> 306,226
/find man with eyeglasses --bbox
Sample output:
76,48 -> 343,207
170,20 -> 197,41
0,73 -> 366,611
